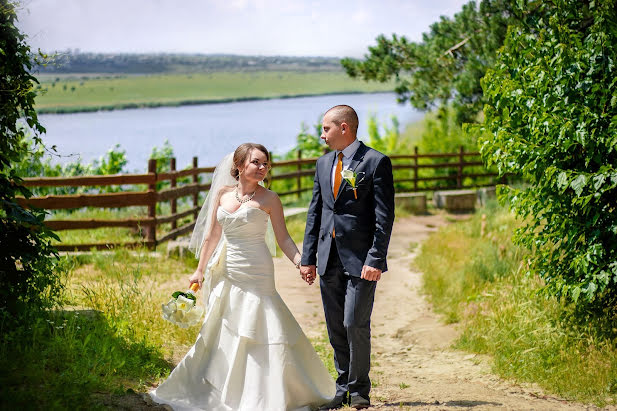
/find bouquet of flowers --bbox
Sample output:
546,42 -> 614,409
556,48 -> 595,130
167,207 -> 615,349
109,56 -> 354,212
161,282 -> 205,328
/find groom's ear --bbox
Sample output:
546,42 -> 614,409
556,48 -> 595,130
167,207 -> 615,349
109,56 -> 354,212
341,122 -> 347,133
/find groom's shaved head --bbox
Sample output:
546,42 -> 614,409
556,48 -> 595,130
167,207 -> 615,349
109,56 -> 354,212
325,105 -> 359,134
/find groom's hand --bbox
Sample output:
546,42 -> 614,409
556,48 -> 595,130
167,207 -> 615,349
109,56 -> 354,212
361,265 -> 382,281
300,265 -> 316,285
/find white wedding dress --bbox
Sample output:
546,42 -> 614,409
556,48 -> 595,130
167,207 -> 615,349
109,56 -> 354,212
150,204 -> 335,410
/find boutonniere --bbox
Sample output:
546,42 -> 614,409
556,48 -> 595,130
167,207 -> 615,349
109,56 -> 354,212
341,170 -> 365,199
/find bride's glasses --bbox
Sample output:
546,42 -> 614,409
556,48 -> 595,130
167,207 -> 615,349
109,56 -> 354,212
250,159 -> 272,170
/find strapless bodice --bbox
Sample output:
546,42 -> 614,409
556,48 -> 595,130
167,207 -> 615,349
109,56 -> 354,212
216,205 -> 275,294
217,205 -> 270,242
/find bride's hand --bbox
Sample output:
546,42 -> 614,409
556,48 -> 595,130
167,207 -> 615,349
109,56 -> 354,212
188,269 -> 204,289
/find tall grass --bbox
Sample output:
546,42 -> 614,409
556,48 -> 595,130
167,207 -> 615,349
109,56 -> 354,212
416,200 -> 617,405
0,247 -> 198,408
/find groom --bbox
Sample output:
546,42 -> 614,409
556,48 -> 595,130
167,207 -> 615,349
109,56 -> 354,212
301,105 -> 395,410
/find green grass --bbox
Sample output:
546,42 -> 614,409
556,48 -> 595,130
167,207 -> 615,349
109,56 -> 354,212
35,71 -> 394,113
310,328 -> 337,380
48,207 -> 147,245
416,200 -> 617,405
284,210 -> 310,244
0,247 -> 199,409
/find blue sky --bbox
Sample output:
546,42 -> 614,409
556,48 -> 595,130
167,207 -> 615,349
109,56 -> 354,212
17,0 -> 469,57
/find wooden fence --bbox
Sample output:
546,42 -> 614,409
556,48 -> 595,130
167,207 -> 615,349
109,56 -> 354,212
17,146 -> 499,251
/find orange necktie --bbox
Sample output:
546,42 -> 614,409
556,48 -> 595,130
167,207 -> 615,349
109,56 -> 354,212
333,152 -> 343,198
332,152 -> 343,238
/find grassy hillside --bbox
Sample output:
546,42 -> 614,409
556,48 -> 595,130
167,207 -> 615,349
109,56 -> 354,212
35,71 -> 394,113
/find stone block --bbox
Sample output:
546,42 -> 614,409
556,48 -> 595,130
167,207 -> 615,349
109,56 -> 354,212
166,237 -> 191,258
433,189 -> 476,212
477,186 -> 497,206
395,192 -> 427,214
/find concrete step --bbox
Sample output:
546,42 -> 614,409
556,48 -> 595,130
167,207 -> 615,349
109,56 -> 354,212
433,189 -> 477,212
395,192 -> 427,215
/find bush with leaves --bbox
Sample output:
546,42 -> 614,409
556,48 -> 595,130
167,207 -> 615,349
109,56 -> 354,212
479,0 -> 617,306
15,136 -> 129,196
294,120 -> 325,159
366,114 -> 404,154
0,2 -> 62,322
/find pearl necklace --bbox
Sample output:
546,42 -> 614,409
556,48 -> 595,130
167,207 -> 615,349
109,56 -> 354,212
235,186 -> 256,204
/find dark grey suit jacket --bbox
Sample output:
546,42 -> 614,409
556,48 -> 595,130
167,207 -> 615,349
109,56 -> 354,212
301,142 -> 395,276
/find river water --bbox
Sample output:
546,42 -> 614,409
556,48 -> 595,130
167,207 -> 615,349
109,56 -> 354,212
38,92 -> 423,171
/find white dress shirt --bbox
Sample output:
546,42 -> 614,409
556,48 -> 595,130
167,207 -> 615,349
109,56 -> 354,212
331,139 -> 361,190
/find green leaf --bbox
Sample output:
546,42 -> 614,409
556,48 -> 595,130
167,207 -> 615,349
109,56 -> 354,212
570,175 -> 587,196
571,286 -> 581,302
557,171 -> 569,191
592,174 -> 606,191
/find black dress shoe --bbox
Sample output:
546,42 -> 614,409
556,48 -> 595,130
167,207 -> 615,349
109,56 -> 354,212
318,393 -> 349,410
350,395 -> 370,409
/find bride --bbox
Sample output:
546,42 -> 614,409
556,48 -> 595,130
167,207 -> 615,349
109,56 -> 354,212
149,143 -> 335,410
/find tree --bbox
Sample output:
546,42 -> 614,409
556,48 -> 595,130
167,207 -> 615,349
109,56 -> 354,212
479,0 -> 617,307
0,1 -> 62,321
342,0 -> 539,125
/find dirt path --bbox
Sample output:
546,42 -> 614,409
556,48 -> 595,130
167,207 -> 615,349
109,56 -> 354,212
274,214 -> 597,411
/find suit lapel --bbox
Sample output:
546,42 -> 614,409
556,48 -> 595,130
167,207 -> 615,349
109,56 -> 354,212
335,142 -> 368,202
322,151 -> 337,205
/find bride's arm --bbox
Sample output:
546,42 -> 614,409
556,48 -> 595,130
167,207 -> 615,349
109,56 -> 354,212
269,194 -> 302,268
189,190 -> 225,287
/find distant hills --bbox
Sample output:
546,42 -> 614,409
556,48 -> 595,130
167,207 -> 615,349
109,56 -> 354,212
37,52 -> 347,74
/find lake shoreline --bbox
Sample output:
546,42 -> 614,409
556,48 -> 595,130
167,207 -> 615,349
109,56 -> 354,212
37,90 -> 394,114
38,92 -> 422,169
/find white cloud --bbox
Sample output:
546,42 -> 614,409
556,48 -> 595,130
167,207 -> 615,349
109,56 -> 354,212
351,9 -> 371,24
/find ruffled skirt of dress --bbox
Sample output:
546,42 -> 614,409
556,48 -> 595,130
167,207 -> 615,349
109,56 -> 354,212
149,278 -> 335,411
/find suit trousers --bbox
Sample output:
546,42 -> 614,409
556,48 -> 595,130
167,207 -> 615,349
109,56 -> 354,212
320,241 -> 376,399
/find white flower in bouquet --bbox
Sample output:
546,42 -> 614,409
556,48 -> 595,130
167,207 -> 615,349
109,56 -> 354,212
176,295 -> 195,311
161,283 -> 204,328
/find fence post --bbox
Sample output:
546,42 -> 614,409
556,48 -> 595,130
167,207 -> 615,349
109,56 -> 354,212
147,158 -> 157,249
297,149 -> 302,199
170,157 -> 177,230
413,146 -> 419,192
192,156 -> 199,221
457,145 -> 464,188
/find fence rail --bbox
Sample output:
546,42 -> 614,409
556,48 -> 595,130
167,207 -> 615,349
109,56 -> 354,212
17,146 -> 499,251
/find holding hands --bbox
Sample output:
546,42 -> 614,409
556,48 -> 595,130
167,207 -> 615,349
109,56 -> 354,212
298,264 -> 381,284
300,265 -> 316,285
